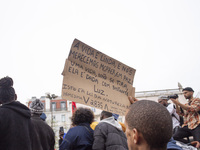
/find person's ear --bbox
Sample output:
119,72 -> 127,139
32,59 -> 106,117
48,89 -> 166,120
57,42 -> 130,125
100,114 -> 104,120
132,128 -> 139,144
14,94 -> 17,101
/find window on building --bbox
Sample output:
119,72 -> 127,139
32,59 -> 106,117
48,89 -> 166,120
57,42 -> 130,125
61,114 -> 65,122
52,102 -> 56,111
61,101 -> 66,110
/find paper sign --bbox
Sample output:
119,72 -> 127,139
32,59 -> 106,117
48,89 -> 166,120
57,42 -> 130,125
62,39 -> 136,115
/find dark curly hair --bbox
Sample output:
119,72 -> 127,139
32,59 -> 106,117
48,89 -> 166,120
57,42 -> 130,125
0,76 -> 16,104
71,107 -> 94,126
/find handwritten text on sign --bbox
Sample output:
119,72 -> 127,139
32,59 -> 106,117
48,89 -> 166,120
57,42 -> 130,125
62,39 -> 136,115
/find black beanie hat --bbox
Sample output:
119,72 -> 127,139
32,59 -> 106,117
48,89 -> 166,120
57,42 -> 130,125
182,87 -> 194,92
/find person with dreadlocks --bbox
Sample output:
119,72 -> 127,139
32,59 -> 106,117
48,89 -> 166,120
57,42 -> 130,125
0,76 -> 32,150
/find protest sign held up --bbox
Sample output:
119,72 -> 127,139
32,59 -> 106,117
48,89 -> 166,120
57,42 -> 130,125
62,39 -> 136,115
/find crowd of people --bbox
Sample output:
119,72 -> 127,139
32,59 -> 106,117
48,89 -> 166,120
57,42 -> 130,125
0,76 -> 200,150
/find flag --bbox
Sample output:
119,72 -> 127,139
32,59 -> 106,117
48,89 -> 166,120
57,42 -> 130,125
72,101 -> 77,114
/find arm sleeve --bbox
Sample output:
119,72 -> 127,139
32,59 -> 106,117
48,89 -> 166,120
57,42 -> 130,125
59,129 -> 76,150
176,104 -> 184,116
92,124 -> 107,150
188,98 -> 200,112
167,103 -> 174,115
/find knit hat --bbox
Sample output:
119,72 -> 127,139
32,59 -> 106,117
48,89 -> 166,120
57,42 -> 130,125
112,113 -> 119,120
30,99 -> 44,114
158,95 -> 169,100
182,87 -> 194,92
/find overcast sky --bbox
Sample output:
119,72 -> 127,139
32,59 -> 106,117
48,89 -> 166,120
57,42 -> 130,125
1,0 -> 200,104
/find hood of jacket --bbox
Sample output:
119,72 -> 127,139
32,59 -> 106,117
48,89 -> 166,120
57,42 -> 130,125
99,116 -> 122,130
1,101 -> 31,118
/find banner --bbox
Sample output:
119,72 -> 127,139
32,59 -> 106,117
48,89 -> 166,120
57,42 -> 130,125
62,39 -> 136,116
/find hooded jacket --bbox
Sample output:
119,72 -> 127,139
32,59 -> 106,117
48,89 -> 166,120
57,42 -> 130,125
0,101 -> 32,150
92,116 -> 128,150
31,114 -> 55,150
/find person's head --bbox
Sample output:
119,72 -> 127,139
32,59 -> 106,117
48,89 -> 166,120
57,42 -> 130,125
30,99 -> 44,115
0,76 -> 16,104
182,87 -> 194,100
100,110 -> 112,120
125,100 -> 172,150
59,126 -> 64,138
71,107 -> 94,126
157,95 -> 169,107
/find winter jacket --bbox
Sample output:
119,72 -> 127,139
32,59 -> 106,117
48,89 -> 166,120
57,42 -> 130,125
59,123 -> 94,150
31,114 -> 55,150
0,101 -> 32,150
92,116 -> 128,150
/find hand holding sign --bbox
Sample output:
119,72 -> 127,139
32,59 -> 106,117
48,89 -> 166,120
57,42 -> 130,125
128,96 -> 139,104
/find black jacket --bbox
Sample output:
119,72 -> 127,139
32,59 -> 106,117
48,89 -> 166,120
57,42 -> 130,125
31,114 -> 55,150
0,101 -> 32,150
60,123 -> 94,150
93,120 -> 128,150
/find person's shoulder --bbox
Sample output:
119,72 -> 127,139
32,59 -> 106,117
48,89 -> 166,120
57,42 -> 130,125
66,126 -> 79,136
0,106 -> 11,113
193,98 -> 200,103
69,125 -> 85,132
96,122 -> 110,130
31,117 -> 46,124
98,122 -> 120,131
67,125 -> 90,137
194,98 -> 200,101
98,122 -> 109,127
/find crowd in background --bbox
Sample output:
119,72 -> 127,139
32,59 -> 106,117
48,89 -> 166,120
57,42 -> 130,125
1,76 -> 200,150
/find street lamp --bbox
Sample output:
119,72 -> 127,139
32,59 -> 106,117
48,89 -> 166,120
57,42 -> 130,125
46,93 -> 58,128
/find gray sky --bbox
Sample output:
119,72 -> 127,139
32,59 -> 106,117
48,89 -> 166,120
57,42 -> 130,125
1,0 -> 200,104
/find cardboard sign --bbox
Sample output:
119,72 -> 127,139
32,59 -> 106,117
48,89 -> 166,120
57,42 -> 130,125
62,39 -> 136,115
